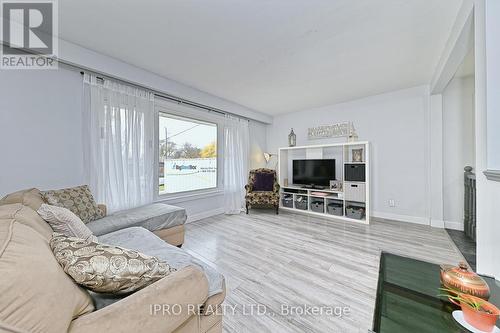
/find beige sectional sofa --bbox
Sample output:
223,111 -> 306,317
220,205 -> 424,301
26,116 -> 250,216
0,188 -> 186,247
0,189 -> 225,333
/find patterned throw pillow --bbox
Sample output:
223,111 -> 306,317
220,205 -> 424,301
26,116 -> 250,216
50,234 -> 176,294
37,204 -> 97,242
42,185 -> 104,224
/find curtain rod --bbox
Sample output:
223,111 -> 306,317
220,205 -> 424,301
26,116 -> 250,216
57,59 -> 251,122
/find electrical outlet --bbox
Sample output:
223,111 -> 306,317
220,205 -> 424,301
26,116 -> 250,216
389,199 -> 395,207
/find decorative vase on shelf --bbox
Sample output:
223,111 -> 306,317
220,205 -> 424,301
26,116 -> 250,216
348,123 -> 358,142
288,128 -> 296,147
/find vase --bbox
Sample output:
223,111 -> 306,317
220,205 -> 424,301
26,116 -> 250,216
452,294 -> 500,332
288,128 -> 296,147
440,262 -> 491,299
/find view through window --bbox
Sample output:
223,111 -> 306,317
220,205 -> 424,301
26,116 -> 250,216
158,113 -> 217,195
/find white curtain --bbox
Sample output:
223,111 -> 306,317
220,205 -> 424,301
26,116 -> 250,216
83,74 -> 154,213
223,115 -> 249,214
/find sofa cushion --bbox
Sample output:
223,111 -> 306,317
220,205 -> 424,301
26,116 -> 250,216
253,172 -> 275,191
42,185 -> 104,223
38,204 -> 97,241
50,233 -> 177,294
0,188 -> 44,211
93,227 -> 224,309
0,204 -> 94,332
4,202 -> 53,241
86,203 -> 187,236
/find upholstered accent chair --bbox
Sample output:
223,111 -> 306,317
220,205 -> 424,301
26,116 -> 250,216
245,168 -> 280,214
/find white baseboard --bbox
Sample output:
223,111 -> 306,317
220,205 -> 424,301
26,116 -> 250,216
444,220 -> 464,231
186,207 -> 225,223
372,211 -> 430,226
187,207 -> 463,231
430,219 -> 445,228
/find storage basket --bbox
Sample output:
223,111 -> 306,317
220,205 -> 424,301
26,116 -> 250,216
281,194 -> 294,208
327,203 -> 343,216
294,195 -> 308,210
344,182 -> 366,203
345,204 -> 365,220
310,199 -> 325,213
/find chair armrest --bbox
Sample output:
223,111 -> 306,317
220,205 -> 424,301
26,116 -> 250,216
273,182 -> 280,193
245,184 -> 253,194
69,266 -> 209,333
97,204 -> 107,216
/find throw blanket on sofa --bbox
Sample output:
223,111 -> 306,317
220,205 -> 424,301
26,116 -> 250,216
92,227 -> 224,309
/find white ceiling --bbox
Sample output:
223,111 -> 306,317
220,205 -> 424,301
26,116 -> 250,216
59,0 -> 462,115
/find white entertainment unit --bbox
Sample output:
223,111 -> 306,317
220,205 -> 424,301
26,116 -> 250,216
278,141 -> 370,224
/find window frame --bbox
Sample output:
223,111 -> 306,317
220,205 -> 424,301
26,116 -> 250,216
154,99 -> 224,202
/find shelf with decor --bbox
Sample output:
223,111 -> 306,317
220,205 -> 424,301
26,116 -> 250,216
277,141 -> 370,224
281,186 -> 343,195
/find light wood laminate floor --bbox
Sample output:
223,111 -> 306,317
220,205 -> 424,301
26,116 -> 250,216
183,210 -> 463,333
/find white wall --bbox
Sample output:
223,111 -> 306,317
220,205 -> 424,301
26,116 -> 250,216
0,62 -> 267,221
474,0 -> 500,279
0,67 -> 85,194
442,75 -> 475,229
484,1 -> 500,170
267,86 -> 431,224
249,120 -> 268,170
429,94 -> 444,228
428,0 -> 498,279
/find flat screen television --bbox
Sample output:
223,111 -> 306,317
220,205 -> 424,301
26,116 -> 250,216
293,159 -> 336,187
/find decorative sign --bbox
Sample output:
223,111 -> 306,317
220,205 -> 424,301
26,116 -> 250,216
308,122 -> 353,140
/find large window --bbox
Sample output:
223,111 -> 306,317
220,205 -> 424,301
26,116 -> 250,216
158,112 -> 218,195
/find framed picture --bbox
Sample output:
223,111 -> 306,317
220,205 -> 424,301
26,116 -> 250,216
352,148 -> 364,162
330,180 -> 343,191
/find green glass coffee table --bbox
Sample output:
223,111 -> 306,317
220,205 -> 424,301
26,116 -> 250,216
373,252 -> 500,332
